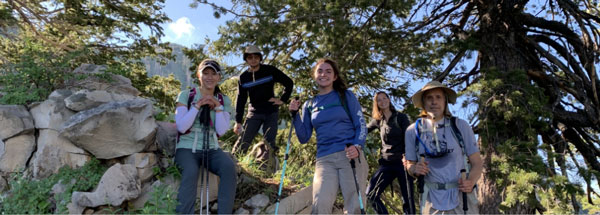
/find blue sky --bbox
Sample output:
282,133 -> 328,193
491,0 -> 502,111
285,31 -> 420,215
158,1 -> 231,48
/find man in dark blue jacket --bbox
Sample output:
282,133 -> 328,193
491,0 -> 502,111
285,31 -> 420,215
232,45 -> 293,162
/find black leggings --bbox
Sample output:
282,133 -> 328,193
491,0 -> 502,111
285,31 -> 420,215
366,162 -> 415,214
233,111 -> 279,154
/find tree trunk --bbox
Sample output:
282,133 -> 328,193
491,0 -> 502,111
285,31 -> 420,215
475,1 -> 540,213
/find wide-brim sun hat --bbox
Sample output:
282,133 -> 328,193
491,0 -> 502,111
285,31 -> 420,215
243,45 -> 262,61
198,60 -> 222,75
411,81 -> 457,109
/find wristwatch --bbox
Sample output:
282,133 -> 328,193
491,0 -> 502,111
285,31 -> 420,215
214,105 -> 224,112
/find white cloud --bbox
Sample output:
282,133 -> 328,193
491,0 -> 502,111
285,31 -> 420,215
168,17 -> 195,39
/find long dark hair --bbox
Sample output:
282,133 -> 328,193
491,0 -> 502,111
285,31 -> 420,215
197,59 -> 222,95
313,58 -> 347,95
372,91 -> 396,120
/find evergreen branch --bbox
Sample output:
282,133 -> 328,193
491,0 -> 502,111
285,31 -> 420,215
525,37 -> 588,102
529,34 -> 588,87
338,0 -> 387,56
408,0 -> 468,33
434,48 -> 466,82
7,0 -> 74,51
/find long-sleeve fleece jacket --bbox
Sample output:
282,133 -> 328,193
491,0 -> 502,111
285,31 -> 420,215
235,64 -> 293,123
292,90 -> 367,158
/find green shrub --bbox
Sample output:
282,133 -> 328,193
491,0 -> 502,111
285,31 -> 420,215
136,183 -> 178,214
0,158 -> 107,214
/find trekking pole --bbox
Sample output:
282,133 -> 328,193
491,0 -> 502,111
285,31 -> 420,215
404,155 -> 415,214
461,169 -> 468,215
346,144 -> 366,215
203,105 -> 211,215
275,96 -> 298,215
197,106 -> 206,215
198,105 -> 210,215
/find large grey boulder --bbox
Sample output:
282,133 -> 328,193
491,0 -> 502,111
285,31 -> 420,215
123,153 -> 157,183
64,89 -> 137,112
155,121 -> 178,156
70,164 -> 141,210
60,99 -> 157,159
0,135 -> 35,173
264,185 -> 312,214
0,175 -> 7,193
66,64 -> 140,96
0,105 -> 34,140
31,129 -> 91,179
29,90 -> 75,131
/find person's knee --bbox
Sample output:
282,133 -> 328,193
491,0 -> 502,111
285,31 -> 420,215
180,166 -> 199,179
367,191 -> 378,201
218,158 -> 237,179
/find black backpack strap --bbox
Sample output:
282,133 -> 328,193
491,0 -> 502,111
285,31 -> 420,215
338,91 -> 354,124
449,117 -> 464,149
450,116 -> 471,173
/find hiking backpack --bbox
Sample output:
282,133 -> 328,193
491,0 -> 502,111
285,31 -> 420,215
414,116 -> 469,171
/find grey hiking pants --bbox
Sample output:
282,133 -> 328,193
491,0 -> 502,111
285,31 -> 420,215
311,150 -> 368,214
175,148 -> 237,214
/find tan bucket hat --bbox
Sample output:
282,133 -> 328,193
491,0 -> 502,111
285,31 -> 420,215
411,81 -> 457,109
243,45 -> 262,61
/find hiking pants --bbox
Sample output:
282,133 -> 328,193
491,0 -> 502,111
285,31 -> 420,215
311,150 -> 368,214
421,190 -> 479,214
366,161 -> 415,214
175,148 -> 237,214
233,111 -> 279,154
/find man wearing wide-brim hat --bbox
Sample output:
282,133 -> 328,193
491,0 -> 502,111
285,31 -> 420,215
404,80 -> 483,214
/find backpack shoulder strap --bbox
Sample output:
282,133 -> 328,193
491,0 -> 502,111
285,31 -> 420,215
217,93 -> 224,106
414,118 -> 421,160
450,116 -> 471,173
392,112 -> 402,128
338,91 -> 353,124
449,116 -> 464,149
186,87 -> 197,110
178,87 -> 197,143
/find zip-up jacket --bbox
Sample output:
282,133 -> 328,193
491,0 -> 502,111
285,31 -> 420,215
367,111 -> 410,163
235,64 -> 293,123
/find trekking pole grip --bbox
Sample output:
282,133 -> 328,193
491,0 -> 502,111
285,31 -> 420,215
290,96 -> 300,117
345,144 -> 356,168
